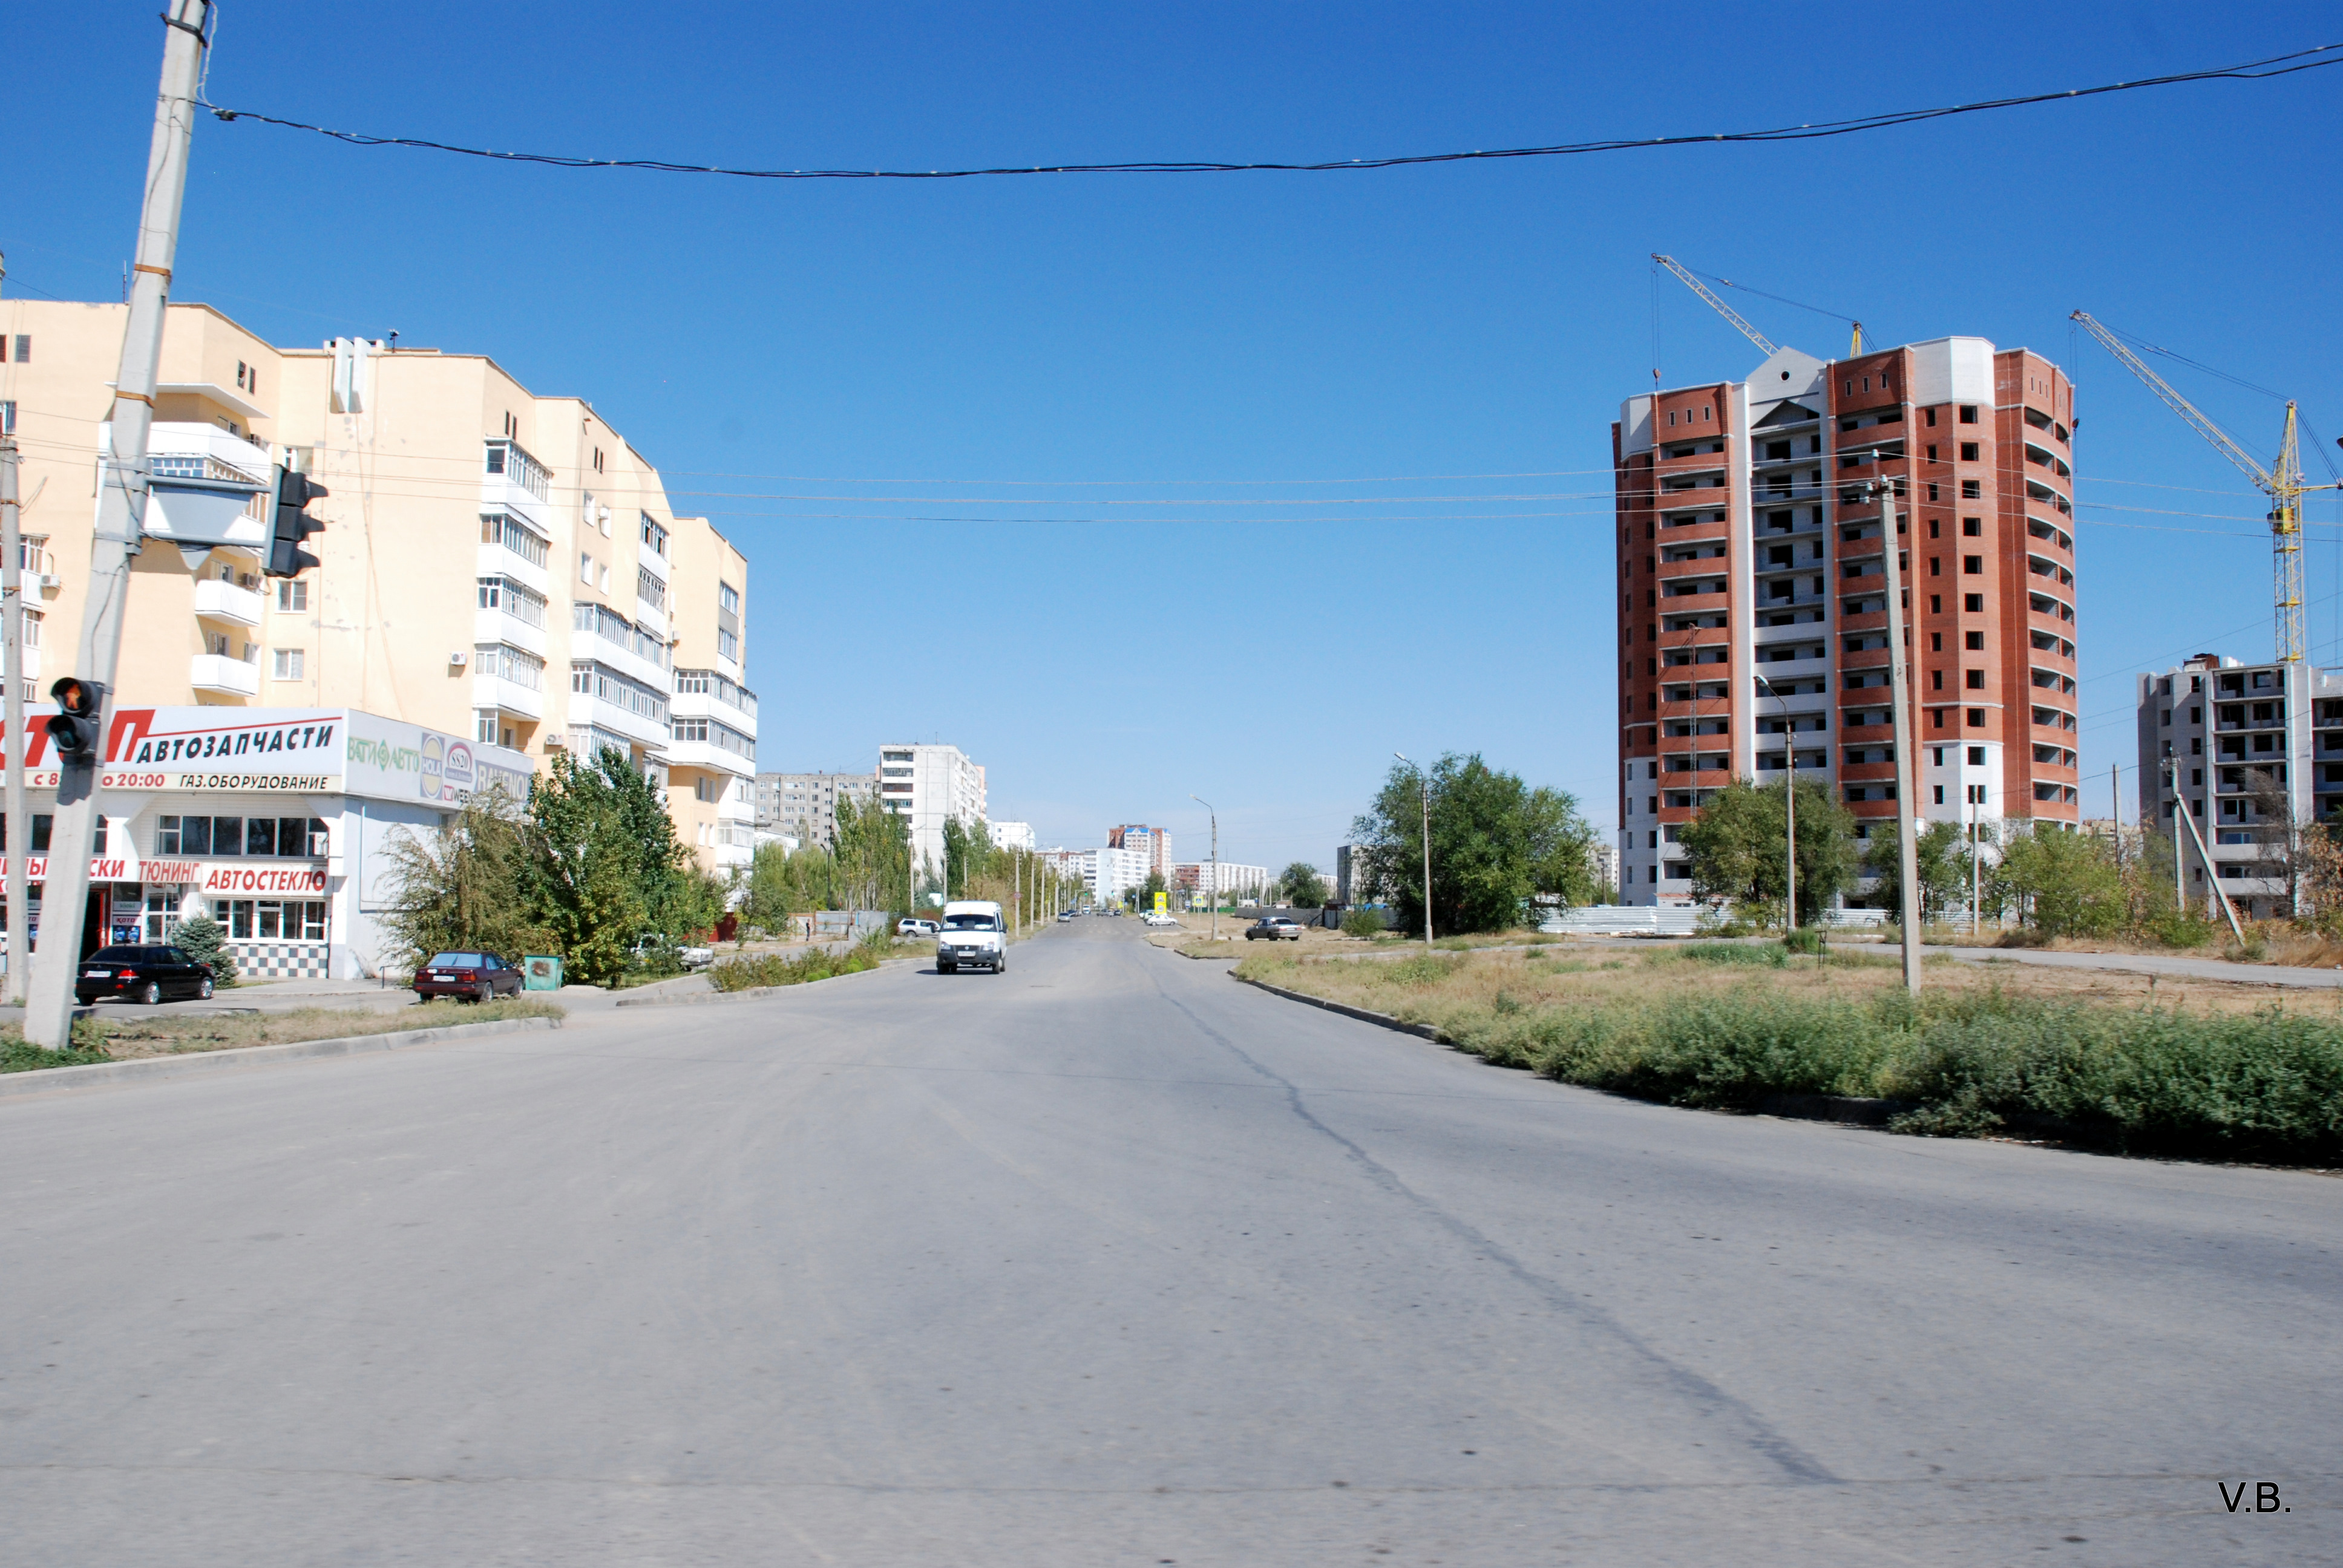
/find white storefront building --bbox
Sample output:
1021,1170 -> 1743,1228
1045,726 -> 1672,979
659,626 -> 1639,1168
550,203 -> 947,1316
11,703 -> 531,979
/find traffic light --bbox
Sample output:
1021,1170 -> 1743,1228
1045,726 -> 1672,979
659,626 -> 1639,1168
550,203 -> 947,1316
267,463 -> 328,578
46,677 -> 105,764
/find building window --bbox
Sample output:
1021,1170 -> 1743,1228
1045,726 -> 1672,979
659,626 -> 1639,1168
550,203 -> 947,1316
1965,669 -> 1985,690
1965,630 -> 1985,650
476,711 -> 499,745
717,627 -> 739,662
476,642 -> 545,691
636,565 -> 666,611
1960,442 -> 1980,462
1963,556 -> 1983,574
1965,593 -> 1984,613
1961,480 -> 1982,499
1968,746 -> 1986,765
0,401 -> 15,435
483,439 -> 551,501
1967,708 -> 1986,727
10,336 -> 27,363
477,575 -> 546,627
1959,405 -> 1979,424
275,580 -> 307,612
640,513 -> 669,557
1963,518 -> 1982,537
271,648 -> 305,681
718,581 -> 741,616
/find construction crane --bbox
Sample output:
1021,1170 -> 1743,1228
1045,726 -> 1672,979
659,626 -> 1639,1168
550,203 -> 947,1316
1651,255 -> 1777,356
1654,254 -> 1866,359
2071,310 -> 2340,664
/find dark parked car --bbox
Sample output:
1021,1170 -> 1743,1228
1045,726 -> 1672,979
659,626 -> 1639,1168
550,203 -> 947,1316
413,951 -> 525,1003
76,944 -> 215,1005
1244,916 -> 1304,941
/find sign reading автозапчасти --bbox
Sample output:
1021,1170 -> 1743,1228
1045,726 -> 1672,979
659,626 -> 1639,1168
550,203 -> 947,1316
2,707 -> 534,805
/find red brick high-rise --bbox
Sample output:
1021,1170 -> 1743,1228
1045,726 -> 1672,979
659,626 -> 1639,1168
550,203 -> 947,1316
1612,339 -> 2079,904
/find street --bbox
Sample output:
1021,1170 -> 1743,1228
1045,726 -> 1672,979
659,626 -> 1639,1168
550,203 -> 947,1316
1,918 -> 2335,1566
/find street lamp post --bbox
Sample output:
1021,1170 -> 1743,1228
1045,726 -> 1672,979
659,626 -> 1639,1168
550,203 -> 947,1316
1755,675 -> 1796,935
1395,753 -> 1433,944
1190,794 -> 1218,942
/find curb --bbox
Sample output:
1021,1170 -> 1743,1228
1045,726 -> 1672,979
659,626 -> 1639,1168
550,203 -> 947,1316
618,956 -> 919,1008
0,1015 -> 565,1100
1230,973 -> 1444,1041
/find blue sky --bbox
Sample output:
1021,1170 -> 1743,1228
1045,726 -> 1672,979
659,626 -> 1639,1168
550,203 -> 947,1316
7,4 -> 2341,873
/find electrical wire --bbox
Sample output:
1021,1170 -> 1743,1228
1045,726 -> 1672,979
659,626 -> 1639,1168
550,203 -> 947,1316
197,44 -> 2341,181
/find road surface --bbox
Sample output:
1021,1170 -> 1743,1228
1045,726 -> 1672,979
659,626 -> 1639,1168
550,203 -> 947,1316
1,918 -> 2335,1564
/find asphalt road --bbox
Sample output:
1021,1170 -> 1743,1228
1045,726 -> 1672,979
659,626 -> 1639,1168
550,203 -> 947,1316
1,919 -> 2336,1566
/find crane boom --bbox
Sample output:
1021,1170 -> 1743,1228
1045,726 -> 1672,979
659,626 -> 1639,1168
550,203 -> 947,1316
2071,310 -> 2333,664
1652,255 -> 1778,358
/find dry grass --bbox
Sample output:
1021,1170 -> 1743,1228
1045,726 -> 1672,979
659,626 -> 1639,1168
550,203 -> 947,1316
1236,941 -> 2335,1032
2,998 -> 564,1069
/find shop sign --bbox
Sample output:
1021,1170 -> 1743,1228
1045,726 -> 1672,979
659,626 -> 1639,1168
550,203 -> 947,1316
198,864 -> 329,894
0,856 -> 208,884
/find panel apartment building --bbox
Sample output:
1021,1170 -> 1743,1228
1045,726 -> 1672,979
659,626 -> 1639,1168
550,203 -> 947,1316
756,771 -> 879,849
1614,338 -> 2080,903
2136,653 -> 2343,921
878,742 -> 987,885
0,299 -> 759,875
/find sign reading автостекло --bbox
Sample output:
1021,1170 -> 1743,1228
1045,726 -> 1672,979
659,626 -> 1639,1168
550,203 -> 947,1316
0,707 -> 532,805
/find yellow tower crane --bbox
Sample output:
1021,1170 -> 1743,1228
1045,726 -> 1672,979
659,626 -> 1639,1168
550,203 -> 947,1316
2072,310 -> 2340,664
1654,254 -> 1865,359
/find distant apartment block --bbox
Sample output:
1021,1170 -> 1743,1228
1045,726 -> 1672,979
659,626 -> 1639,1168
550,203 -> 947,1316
1107,823 -> 1173,878
1173,861 -> 1271,902
756,771 -> 879,849
2136,652 -> 2343,921
1041,846 -> 1151,903
990,821 -> 1037,851
1616,337 -> 2079,904
879,743 -> 988,881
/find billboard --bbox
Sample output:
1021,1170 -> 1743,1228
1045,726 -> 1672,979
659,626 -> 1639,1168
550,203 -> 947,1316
2,705 -> 532,805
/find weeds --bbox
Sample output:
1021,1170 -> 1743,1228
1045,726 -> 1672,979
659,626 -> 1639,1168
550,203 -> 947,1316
708,931 -> 893,991
1,998 -> 564,1071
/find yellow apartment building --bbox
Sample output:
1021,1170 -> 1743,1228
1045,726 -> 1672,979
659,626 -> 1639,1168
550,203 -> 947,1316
0,298 -> 757,875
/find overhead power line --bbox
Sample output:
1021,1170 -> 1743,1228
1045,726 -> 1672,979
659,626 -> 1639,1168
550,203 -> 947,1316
198,45 -> 2339,181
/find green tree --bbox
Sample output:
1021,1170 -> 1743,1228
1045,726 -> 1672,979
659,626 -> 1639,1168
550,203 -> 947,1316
833,793 -> 912,914
174,911 -> 239,987
1351,754 -> 1597,936
379,784 -> 541,972
1279,862 -> 1325,907
517,748 -> 702,984
1993,821 -> 2123,938
1677,777 -> 1857,928
1863,819 -> 1971,926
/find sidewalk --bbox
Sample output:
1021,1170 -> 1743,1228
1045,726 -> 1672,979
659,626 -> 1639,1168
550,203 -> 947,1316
1922,944 -> 2343,991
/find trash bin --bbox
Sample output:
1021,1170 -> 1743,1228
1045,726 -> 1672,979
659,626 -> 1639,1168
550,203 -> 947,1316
522,955 -> 563,991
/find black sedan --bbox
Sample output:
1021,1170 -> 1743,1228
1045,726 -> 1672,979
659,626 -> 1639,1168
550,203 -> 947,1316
76,944 -> 215,1005
413,951 -> 525,1003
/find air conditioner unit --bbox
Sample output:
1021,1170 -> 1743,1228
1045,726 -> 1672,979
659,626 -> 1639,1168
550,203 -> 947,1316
449,651 -> 470,666
38,574 -> 58,590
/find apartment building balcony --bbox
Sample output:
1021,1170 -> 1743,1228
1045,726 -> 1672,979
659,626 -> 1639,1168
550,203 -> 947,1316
565,693 -> 670,751
477,541 -> 552,598
663,737 -> 756,776
192,577 -> 264,627
473,673 -> 545,721
2025,477 -> 2073,514
2027,589 -> 2076,625
1659,470 -> 1729,494
474,606 -> 549,659
1660,753 -> 1732,775
189,652 -> 260,698
570,627 -> 670,693
670,670 -> 759,731
148,422 -> 272,485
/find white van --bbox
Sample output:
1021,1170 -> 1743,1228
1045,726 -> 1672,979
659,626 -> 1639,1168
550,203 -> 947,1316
937,900 -> 1007,974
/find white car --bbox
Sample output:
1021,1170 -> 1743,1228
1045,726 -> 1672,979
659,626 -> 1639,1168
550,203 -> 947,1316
936,900 -> 1006,974
899,918 -> 940,938
1142,912 -> 1181,928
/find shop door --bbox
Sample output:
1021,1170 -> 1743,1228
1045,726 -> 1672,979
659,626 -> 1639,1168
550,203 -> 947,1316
80,890 -> 109,960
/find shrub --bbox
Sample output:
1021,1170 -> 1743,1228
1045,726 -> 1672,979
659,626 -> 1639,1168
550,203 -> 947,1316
1340,907 -> 1387,938
708,931 -> 894,992
1670,941 -> 1788,968
174,913 -> 238,987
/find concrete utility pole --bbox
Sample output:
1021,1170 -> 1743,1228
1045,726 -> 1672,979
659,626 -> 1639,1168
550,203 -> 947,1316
1874,475 -> 1922,995
1190,794 -> 1217,942
1757,675 -> 1795,933
27,1 -> 212,1047
1,435 -> 24,1004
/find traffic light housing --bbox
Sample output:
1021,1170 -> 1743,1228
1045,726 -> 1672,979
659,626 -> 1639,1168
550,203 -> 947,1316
46,677 -> 106,764
267,463 -> 328,578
